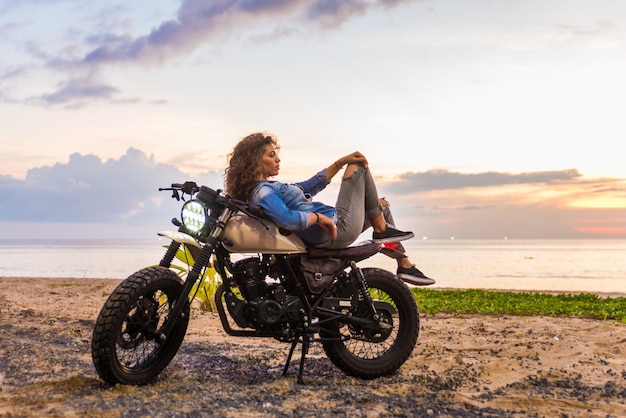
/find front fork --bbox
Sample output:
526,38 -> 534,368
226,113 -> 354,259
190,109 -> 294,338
159,237 -> 182,268
156,207 -> 234,342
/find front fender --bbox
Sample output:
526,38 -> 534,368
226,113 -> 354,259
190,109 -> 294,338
157,231 -> 202,249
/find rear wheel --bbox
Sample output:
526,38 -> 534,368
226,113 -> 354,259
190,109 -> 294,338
321,268 -> 419,379
91,266 -> 190,385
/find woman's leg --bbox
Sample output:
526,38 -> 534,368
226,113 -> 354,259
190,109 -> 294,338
329,164 -> 434,284
329,164 -> 382,248
362,197 -> 399,233
377,199 -> 435,284
330,164 -> 412,248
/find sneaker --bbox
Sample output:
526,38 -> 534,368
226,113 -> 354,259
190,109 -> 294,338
397,265 -> 435,286
379,242 -> 408,259
372,225 -> 414,243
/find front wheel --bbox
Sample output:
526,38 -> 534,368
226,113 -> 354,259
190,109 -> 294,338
91,266 -> 190,385
321,268 -> 419,379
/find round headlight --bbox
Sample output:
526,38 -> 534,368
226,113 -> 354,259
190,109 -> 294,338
181,200 -> 209,236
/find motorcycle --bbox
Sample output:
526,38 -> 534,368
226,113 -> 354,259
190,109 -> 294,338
91,182 -> 419,385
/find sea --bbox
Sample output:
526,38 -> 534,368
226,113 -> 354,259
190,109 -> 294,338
0,238 -> 624,295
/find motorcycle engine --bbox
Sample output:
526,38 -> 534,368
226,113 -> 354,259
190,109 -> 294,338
230,257 -> 267,301
229,257 -> 302,329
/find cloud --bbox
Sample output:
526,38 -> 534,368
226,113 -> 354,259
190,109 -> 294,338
77,0 -> 410,66
11,0 -> 413,106
3,153 -> 623,239
374,168 -> 626,239
0,148 -> 223,225
306,0 -> 369,28
382,168 -> 583,194
80,0 -> 410,64
555,19 -> 615,38
40,76 -> 120,106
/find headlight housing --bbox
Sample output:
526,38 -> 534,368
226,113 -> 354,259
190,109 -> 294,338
181,199 -> 210,237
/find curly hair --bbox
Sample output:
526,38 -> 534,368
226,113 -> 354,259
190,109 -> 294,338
224,132 -> 279,201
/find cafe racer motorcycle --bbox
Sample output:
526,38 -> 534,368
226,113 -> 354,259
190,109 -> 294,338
91,182 -> 419,385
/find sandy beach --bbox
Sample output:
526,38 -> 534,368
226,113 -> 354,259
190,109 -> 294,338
0,276 -> 624,417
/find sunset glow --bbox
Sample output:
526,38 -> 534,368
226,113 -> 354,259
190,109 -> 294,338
573,225 -> 626,236
569,197 -> 626,209
0,1 -> 625,239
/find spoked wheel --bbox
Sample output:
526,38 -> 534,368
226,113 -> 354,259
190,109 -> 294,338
321,268 -> 419,379
91,266 -> 190,385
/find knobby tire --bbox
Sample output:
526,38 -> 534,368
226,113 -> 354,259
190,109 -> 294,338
91,266 -> 190,385
321,268 -> 419,379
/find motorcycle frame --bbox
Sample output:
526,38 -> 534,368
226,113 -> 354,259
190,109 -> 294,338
153,188 -> 396,383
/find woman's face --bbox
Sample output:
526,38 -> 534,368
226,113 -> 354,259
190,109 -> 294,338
259,143 -> 280,179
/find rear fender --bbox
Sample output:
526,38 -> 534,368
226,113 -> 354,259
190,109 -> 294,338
321,297 -> 397,316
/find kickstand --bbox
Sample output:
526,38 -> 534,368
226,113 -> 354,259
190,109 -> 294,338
297,336 -> 310,385
282,338 -> 299,377
281,334 -> 311,385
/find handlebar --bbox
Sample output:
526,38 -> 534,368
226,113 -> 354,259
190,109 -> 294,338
159,181 -> 199,201
164,181 -> 199,194
159,181 -> 270,230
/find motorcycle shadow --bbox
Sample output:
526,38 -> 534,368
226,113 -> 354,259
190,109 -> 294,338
168,340 -> 339,385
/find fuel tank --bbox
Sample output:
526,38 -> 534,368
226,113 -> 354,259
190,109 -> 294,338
221,212 -> 307,254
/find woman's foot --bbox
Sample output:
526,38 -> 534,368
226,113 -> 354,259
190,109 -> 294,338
397,265 -> 435,286
372,225 -> 414,243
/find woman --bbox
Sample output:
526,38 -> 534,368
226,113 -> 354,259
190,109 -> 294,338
224,132 -> 434,286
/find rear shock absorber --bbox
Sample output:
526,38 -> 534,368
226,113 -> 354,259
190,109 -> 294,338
349,261 -> 378,319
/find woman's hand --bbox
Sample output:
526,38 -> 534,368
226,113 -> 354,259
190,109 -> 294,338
326,151 -> 369,181
336,151 -> 368,169
310,212 -> 337,240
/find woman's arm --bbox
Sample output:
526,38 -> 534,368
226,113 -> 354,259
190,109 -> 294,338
252,185 -> 309,231
325,151 -> 369,181
307,212 -> 337,240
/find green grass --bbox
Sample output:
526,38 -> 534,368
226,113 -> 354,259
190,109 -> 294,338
411,288 -> 626,323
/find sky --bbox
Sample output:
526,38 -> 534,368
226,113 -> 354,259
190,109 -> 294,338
1,0 -> 625,240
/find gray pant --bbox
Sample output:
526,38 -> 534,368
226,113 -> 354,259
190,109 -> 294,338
328,164 -> 403,250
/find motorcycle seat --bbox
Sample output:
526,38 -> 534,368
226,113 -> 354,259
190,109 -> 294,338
305,241 -> 380,261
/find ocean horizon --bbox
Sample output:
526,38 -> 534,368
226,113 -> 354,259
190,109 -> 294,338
1,238 -> 624,295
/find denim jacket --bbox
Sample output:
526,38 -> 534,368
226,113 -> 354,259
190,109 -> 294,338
249,169 -> 336,247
